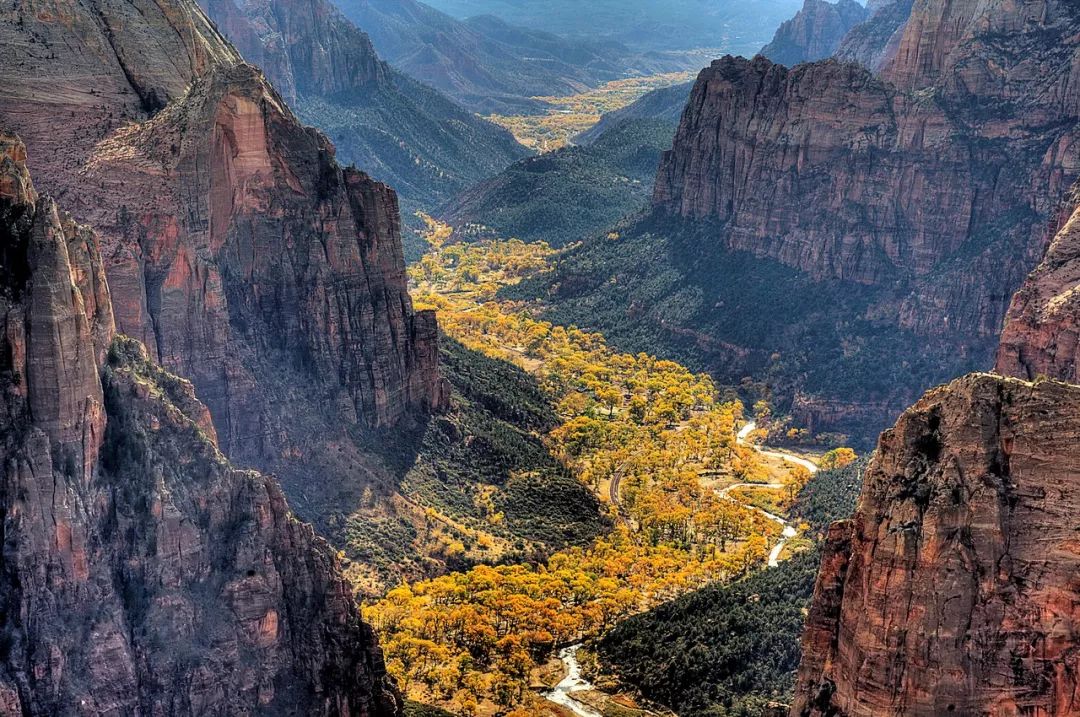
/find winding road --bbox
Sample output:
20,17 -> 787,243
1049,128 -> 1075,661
734,421 -> 816,567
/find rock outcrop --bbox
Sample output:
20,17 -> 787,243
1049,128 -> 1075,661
760,0 -> 868,67
0,134 -> 400,716
0,0 -> 446,534
197,0 -> 527,203
201,0 -> 387,106
639,0 -> 1080,437
834,0 -> 913,71
790,372 -> 1080,717
995,183 -> 1080,384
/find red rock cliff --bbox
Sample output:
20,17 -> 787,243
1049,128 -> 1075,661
0,134 -> 401,716
790,372 -> 1080,717
655,0 -> 1080,341
199,0 -> 389,105
760,0 -> 868,67
996,183 -> 1080,383
0,1 -> 444,524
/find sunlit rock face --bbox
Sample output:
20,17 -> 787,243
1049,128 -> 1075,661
0,134 -> 402,716
0,0 -> 445,528
791,372 -> 1080,717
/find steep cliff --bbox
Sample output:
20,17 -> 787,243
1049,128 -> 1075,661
995,184 -> 1080,383
834,0 -> 913,70
198,0 -> 528,204
532,0 -> 1079,442
0,134 -> 400,716
760,0 -> 868,67
0,0 -> 451,585
790,372 -> 1080,716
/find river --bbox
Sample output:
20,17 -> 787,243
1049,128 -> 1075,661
544,422 -> 815,716
543,645 -> 605,717
735,421 -> 815,567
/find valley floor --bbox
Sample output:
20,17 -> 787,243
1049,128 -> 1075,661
364,218 -> 841,715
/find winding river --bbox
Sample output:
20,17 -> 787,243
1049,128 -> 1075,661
543,645 -> 605,717
735,421 -> 815,567
543,422 -> 817,716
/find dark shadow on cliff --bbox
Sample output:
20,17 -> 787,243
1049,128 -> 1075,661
511,211 -> 999,448
257,335 -> 606,594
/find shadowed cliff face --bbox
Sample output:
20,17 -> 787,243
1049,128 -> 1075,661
996,183 -> 1080,383
0,134 -> 401,716
791,372 -> 1080,717
196,0 -> 528,204
637,0 -> 1080,437
835,0 -> 913,70
760,0 -> 868,67
0,1 -> 446,547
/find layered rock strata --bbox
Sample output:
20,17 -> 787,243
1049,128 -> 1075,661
0,134 -> 400,716
791,372 -> 1080,716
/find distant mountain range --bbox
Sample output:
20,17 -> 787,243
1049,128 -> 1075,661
333,0 -> 707,114
418,0 -> 804,54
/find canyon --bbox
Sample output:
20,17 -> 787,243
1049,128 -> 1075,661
0,0 -> 455,582
789,177 -> 1080,715
198,0 -> 528,204
537,0 -> 1080,444
0,133 -> 400,716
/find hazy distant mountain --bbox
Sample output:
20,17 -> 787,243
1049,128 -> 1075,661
760,0 -> 868,66
333,0 -> 706,113
419,0 -> 804,54
202,0 -> 528,206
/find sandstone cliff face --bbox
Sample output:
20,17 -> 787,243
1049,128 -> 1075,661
0,135 -> 401,716
657,0 -> 1079,337
0,1 -> 444,523
791,372 -> 1080,717
196,0 -> 528,204
200,0 -> 387,106
834,0 -> 913,71
996,183 -> 1080,383
760,0 -> 868,67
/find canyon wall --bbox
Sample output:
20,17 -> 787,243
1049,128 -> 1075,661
639,0 -> 1080,437
790,372 -> 1080,716
197,0 -> 527,203
996,183 -> 1080,384
760,0 -> 868,67
0,134 -> 400,716
0,1 -> 445,528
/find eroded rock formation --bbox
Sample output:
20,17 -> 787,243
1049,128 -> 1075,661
641,0 -> 1080,437
996,183 -> 1080,383
760,0 -> 868,67
0,134 -> 401,716
791,372 -> 1080,716
834,0 -> 913,70
0,1 -> 446,546
196,0 -> 527,203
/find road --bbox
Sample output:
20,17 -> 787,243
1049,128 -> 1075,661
734,421 -> 816,566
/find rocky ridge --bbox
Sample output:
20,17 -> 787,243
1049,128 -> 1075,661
198,0 -> 528,203
834,0 -> 914,70
641,0 -> 1080,436
996,183 -> 1080,383
790,372 -> 1080,716
760,0 -> 868,67
0,133 -> 400,716
0,0 -> 449,585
